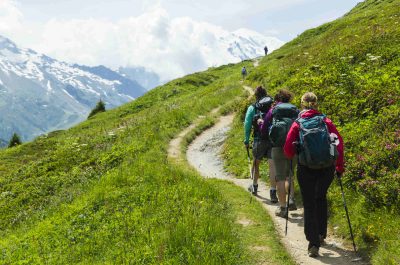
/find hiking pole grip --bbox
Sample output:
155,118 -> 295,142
337,172 -> 357,253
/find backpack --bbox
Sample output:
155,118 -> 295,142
296,114 -> 339,169
252,96 -> 273,140
269,103 -> 298,147
242,67 -> 247,75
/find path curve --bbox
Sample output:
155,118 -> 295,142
185,114 -> 369,265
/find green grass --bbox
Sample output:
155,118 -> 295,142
0,62 -> 255,264
223,0 -> 400,263
209,179 -> 295,265
1,0 -> 399,263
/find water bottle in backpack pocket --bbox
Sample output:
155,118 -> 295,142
296,115 -> 339,169
269,103 -> 299,147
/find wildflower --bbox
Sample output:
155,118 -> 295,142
385,143 -> 397,150
356,154 -> 366,161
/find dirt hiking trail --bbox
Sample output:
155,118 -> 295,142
168,59 -> 369,264
185,113 -> 371,265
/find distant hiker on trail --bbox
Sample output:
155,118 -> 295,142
241,66 -> 247,80
264,45 -> 268,55
284,92 -> 344,258
259,89 -> 299,218
244,86 -> 277,201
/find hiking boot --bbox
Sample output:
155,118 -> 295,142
288,197 -> 297,211
248,184 -> 258,195
275,206 -> 288,218
270,189 -> 278,203
308,246 -> 319,258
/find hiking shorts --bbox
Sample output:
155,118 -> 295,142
252,139 -> 272,160
271,147 -> 296,181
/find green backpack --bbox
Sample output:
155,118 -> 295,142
296,115 -> 339,169
269,103 -> 299,147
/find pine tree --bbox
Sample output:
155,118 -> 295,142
8,133 -> 22,148
88,99 -> 106,118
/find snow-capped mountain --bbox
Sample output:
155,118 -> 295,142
226,28 -> 283,60
117,29 -> 283,87
118,67 -> 162,90
0,35 -> 146,142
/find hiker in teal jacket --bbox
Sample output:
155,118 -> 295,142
244,86 -> 278,201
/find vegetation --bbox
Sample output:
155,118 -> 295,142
224,0 -> 400,263
88,99 -> 106,118
7,133 -> 22,148
0,0 -> 399,264
0,63 -> 254,264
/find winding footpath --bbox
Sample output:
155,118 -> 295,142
185,113 -> 368,265
168,59 -> 369,264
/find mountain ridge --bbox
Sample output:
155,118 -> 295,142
0,35 -> 146,142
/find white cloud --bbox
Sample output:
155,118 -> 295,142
2,3 -> 283,81
0,0 -> 23,34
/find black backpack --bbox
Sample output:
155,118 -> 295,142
252,96 -> 273,140
269,103 -> 299,147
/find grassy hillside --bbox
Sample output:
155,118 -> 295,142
224,0 -> 400,264
0,58 -> 295,264
0,63 -> 257,264
1,0 -> 399,264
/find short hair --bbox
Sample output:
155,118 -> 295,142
301,92 -> 318,109
274,89 -> 293,103
254,86 -> 267,100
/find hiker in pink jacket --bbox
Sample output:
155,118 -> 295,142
283,92 -> 344,258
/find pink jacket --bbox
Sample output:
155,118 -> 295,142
283,109 -> 344,173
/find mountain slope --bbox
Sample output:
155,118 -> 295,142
224,0 -> 400,263
0,35 -> 146,142
0,60 -> 252,263
0,0 -> 398,264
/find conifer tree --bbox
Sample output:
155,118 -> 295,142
88,99 -> 106,118
8,133 -> 22,148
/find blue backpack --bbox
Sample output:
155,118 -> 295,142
296,114 -> 338,169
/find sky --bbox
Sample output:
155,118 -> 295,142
0,0 -> 361,80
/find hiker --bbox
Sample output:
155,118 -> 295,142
244,86 -> 277,201
241,66 -> 247,80
259,89 -> 298,218
264,45 -> 268,55
284,92 -> 344,258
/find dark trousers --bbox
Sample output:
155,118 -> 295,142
297,164 -> 335,249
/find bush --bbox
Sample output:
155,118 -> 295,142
88,100 -> 106,118
8,133 -> 22,148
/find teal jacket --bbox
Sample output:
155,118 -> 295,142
244,105 -> 256,145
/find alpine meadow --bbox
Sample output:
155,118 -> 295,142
0,0 -> 399,264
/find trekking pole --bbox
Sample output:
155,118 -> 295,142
246,146 -> 254,203
285,160 -> 292,236
337,172 -> 358,254
246,146 -> 253,180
